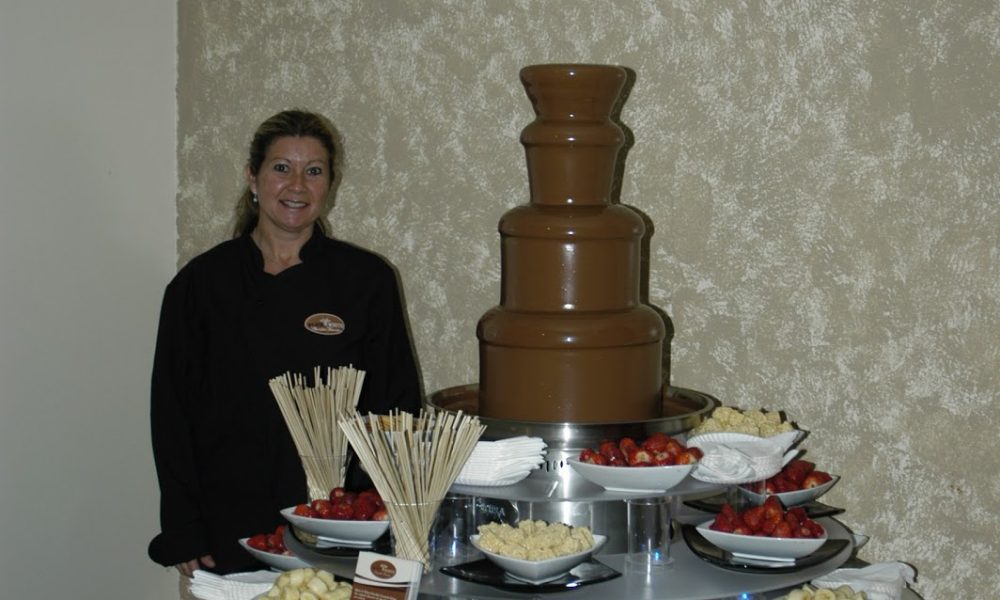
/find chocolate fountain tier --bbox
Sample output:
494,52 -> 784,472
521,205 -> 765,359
497,205 -> 645,312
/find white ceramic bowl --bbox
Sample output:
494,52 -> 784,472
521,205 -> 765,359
566,458 -> 695,493
280,507 -> 390,543
470,534 -> 607,583
695,519 -> 826,559
739,474 -> 840,507
238,538 -> 310,571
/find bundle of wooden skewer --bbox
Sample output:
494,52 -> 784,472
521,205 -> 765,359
339,408 -> 485,571
268,365 -> 366,501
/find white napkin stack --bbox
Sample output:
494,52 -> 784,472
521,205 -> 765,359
455,436 -> 546,486
811,562 -> 917,600
189,570 -> 277,600
689,430 -> 801,484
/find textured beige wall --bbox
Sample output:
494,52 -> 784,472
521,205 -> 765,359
178,1 -> 998,596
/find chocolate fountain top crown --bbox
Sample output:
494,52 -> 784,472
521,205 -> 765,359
520,64 -> 626,207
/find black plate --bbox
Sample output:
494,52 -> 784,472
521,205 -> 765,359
681,523 -> 850,574
441,558 -> 620,592
684,494 -> 845,519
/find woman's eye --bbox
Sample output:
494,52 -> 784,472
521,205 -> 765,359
307,167 -> 323,176
272,163 -> 289,173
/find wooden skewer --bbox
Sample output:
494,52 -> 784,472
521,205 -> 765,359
338,408 -> 484,570
268,365 -> 365,500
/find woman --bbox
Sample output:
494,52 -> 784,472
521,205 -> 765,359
148,110 -> 422,577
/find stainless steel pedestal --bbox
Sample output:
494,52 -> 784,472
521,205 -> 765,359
429,385 -> 721,553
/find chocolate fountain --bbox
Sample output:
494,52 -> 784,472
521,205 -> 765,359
478,63 -> 664,424
429,64 -> 719,551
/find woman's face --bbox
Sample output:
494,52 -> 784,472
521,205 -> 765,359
247,135 -> 332,238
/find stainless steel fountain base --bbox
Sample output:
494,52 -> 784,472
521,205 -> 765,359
429,385 -> 722,552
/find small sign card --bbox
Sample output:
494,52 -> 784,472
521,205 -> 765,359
349,551 -> 423,600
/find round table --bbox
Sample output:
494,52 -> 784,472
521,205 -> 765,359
285,515 -> 857,600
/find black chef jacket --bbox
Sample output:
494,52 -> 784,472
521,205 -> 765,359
148,230 -> 421,573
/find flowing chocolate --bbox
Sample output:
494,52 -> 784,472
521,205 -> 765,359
477,64 -> 666,423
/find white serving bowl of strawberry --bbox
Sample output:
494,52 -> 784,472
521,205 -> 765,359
281,506 -> 390,544
696,520 -> 827,559
281,487 -> 390,543
698,499 -> 827,559
567,459 -> 695,493
568,432 -> 702,493
239,528 -> 309,571
739,459 -> 840,506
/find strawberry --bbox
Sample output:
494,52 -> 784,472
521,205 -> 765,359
711,520 -> 735,533
718,502 -> 738,521
330,502 -> 354,520
712,503 -> 739,532
803,518 -> 825,537
598,440 -> 626,463
762,495 -> 784,521
625,447 -> 654,466
783,459 -> 814,484
618,437 -> 640,455
579,448 -> 609,465
293,503 -> 319,518
802,470 -> 833,489
311,499 -> 335,519
641,433 -> 688,456
674,450 -> 700,465
268,532 -> 285,550
652,450 -> 676,466
732,523 -> 753,536
788,507 -> 808,523
742,505 -> 765,531
772,521 -> 793,538
352,497 -> 377,520
358,488 -> 384,508
641,432 -> 673,452
778,475 -> 798,493
759,513 -> 781,535
247,533 -> 269,550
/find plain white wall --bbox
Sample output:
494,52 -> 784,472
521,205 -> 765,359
0,1 -> 178,597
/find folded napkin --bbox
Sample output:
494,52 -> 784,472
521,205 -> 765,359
811,561 -> 916,600
689,431 -> 800,484
189,570 -> 277,600
697,449 -> 757,482
455,436 -> 546,486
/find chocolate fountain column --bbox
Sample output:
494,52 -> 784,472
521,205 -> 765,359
477,64 -> 666,423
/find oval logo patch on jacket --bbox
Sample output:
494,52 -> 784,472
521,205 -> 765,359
304,313 -> 345,336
